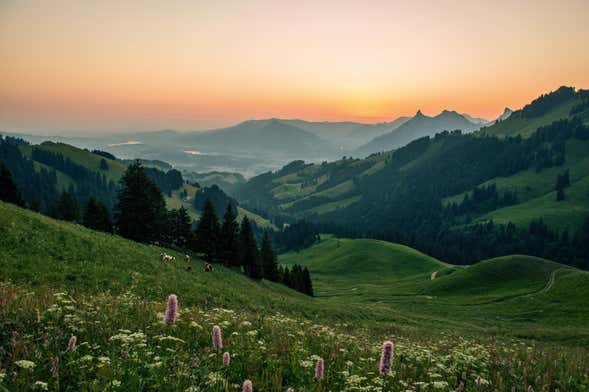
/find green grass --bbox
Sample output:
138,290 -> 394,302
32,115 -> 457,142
2,202 -> 589,390
477,175 -> 589,231
21,142 -> 127,182
279,236 -> 589,343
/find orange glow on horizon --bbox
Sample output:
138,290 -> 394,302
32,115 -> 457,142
1,0 -> 589,133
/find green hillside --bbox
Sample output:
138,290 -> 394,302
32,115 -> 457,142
17,141 -> 274,228
279,236 -> 455,299
480,86 -> 589,138
443,139 -> 589,231
424,255 -> 568,302
279,236 -> 589,340
21,142 -> 127,181
2,202 -> 589,390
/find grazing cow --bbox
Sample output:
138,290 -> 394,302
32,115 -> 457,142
204,263 -> 213,272
184,255 -> 190,262
161,253 -> 174,262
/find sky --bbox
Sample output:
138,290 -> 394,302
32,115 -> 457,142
1,0 -> 589,134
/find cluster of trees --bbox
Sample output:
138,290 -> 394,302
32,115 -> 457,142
193,185 -> 238,217
0,161 -> 25,207
447,183 -> 518,216
91,150 -> 117,160
0,136 -> 60,213
521,86 -> 576,118
273,220 -> 320,252
31,147 -> 118,210
193,200 -> 281,283
279,264 -> 314,296
143,167 -> 183,197
115,163 -> 313,295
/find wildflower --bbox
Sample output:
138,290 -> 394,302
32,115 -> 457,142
15,360 -> 36,369
314,358 -> 324,380
528,387 -> 534,392
379,341 -> 394,375
33,381 -> 48,390
164,294 -> 179,324
287,389 -> 294,392
457,381 -> 464,391
223,351 -> 230,366
242,379 -> 253,392
68,335 -> 77,351
212,325 -> 223,351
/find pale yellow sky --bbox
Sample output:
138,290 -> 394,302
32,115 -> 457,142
1,0 -> 588,133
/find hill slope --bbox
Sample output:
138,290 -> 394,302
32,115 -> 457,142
3,203 -> 589,390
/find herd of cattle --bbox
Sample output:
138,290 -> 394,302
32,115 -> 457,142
160,252 -> 213,272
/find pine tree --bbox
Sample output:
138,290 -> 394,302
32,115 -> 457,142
260,231 -> 279,281
0,162 -> 24,206
115,163 -> 167,243
220,204 -> 240,267
55,190 -> 80,222
170,206 -> 192,248
195,199 -> 220,261
83,196 -> 112,232
302,267 -> 314,296
240,216 -> 262,279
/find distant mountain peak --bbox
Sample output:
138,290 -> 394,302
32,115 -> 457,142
415,110 -> 425,118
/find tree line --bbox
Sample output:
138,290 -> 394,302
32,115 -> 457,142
0,157 -> 314,296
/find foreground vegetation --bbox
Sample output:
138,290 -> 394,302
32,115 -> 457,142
2,202 -> 589,390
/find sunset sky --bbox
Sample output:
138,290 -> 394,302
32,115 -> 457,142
1,0 -> 588,133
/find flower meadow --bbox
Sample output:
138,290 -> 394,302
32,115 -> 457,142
1,283 -> 588,391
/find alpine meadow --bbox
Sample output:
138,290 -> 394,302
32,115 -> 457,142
2,1 -> 589,391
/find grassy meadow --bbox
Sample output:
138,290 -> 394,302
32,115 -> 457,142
2,202 -> 589,390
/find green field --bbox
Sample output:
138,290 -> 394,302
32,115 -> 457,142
279,236 -> 589,342
2,202 -> 589,390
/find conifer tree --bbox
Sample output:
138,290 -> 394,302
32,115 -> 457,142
240,216 -> 262,279
55,190 -> 80,222
115,163 -> 167,243
260,231 -> 279,281
83,196 -> 112,232
0,162 -> 24,206
99,158 -> 109,171
220,204 -> 240,267
302,267 -> 314,296
195,198 -> 220,261
170,206 -> 192,247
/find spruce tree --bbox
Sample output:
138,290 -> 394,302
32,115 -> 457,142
170,206 -> 192,248
56,190 -> 80,222
302,267 -> 314,296
260,231 -> 279,281
195,199 -> 220,261
83,196 -> 112,232
240,216 -> 262,279
0,162 -> 24,206
115,163 -> 167,243
220,204 -> 240,267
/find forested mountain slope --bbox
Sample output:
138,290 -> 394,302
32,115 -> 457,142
237,87 -> 589,267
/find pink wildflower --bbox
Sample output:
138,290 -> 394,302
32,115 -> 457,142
314,358 -> 324,380
212,325 -> 223,351
164,294 -> 178,324
379,340 -> 394,375
68,335 -> 77,351
223,351 -> 230,366
242,379 -> 252,392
